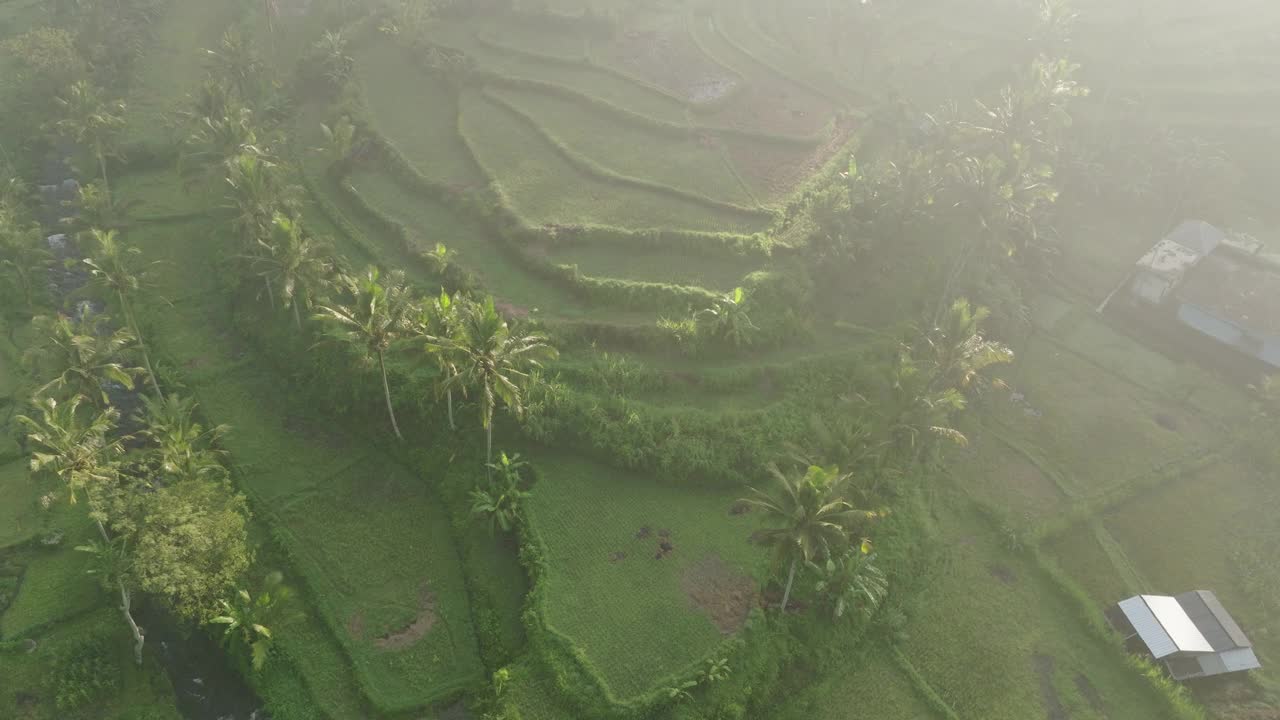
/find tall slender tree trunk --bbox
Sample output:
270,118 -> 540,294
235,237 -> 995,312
485,419 -> 493,482
447,389 -> 455,430
96,144 -> 110,197
119,582 -> 144,666
292,302 -> 302,331
780,558 -> 798,612
378,351 -> 403,440
264,278 -> 275,309
120,291 -> 163,401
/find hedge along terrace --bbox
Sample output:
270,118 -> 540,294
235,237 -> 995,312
125,215 -> 486,713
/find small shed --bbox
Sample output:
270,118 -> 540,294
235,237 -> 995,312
1116,591 -> 1261,681
1131,221 -> 1225,305
1175,253 -> 1280,368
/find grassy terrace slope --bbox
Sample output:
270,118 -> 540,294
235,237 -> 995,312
459,91 -> 766,233
524,451 -> 766,700
128,212 -> 485,713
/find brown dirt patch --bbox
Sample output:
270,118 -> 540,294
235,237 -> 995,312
748,529 -> 771,546
635,526 -> 653,540
372,583 -> 438,652
494,301 -> 530,320
729,499 -> 752,515
1033,653 -> 1068,720
681,554 -> 757,634
988,563 -> 1017,585
1074,673 -> 1107,717
608,551 -> 627,563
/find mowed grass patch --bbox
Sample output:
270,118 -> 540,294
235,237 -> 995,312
524,450 -> 765,700
1043,525 -> 1135,609
899,486 -> 1169,720
1,510 -> 101,639
0,461 -> 41,549
947,425 -> 1069,523
0,607 -> 181,720
1102,459 -> 1280,686
354,42 -> 487,189
459,91 -> 762,233
985,337 -> 1217,498
487,84 -> 755,206
115,169 -> 213,221
429,21 -> 692,125
274,457 -> 484,712
779,645 -> 942,720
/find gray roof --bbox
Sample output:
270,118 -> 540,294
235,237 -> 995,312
1176,590 -> 1252,651
1166,220 -> 1226,256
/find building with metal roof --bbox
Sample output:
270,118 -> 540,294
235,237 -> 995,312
1128,220 -> 1280,368
1115,591 -> 1261,681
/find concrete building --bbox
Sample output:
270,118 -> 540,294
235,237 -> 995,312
1116,591 -> 1261,681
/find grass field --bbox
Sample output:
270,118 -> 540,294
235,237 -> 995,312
459,91 -> 763,233
488,84 -> 756,207
1,510 -> 102,640
0,460 -> 40,549
524,449 -> 766,700
779,646 -> 942,720
354,42 -> 488,190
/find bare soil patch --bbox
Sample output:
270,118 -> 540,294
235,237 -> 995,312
375,583 -> 438,651
1033,653 -> 1068,720
600,20 -> 738,103
988,563 -> 1017,585
681,554 -> 756,634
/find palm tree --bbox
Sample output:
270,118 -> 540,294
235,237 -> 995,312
65,182 -> 135,235
82,228 -> 164,399
315,267 -> 415,440
224,151 -> 295,249
470,451 -> 531,534
18,395 -> 123,507
695,287 -> 759,348
77,536 -> 146,666
136,394 -> 229,482
409,289 -> 462,430
251,213 -> 333,329
446,296 -> 558,474
809,545 -> 888,622
180,105 -> 260,191
205,28 -> 265,106
25,312 -> 141,407
53,80 -> 126,196
739,464 -> 878,612
0,212 -> 52,313
210,571 -> 294,672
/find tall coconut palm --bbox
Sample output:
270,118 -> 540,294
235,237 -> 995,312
251,213 -> 333,329
25,312 -> 141,407
445,296 -> 558,474
315,267 -> 414,440
82,228 -> 164,400
18,395 -> 123,507
180,104 -> 260,191
53,80 -> 126,196
136,393 -> 229,483
409,289 -> 462,430
739,464 -> 878,612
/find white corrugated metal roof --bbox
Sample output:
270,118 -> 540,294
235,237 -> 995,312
1219,647 -> 1262,673
1119,595 -> 1214,658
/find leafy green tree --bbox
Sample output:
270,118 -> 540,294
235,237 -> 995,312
470,451 -> 530,534
445,296 -> 558,473
53,81 -> 126,196
318,116 -> 356,168
695,286 -> 759,348
250,213 -> 334,329
82,228 -> 164,399
180,104 -> 260,190
809,545 -> 888,622
136,394 -> 229,483
210,571 -> 294,672
65,182 -> 134,235
205,29 -> 266,107
76,536 -> 146,665
0,206 -> 52,314
19,395 -> 122,506
25,312 -> 140,407
313,30 -> 354,88
315,267 -> 415,440
740,464 -> 877,612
